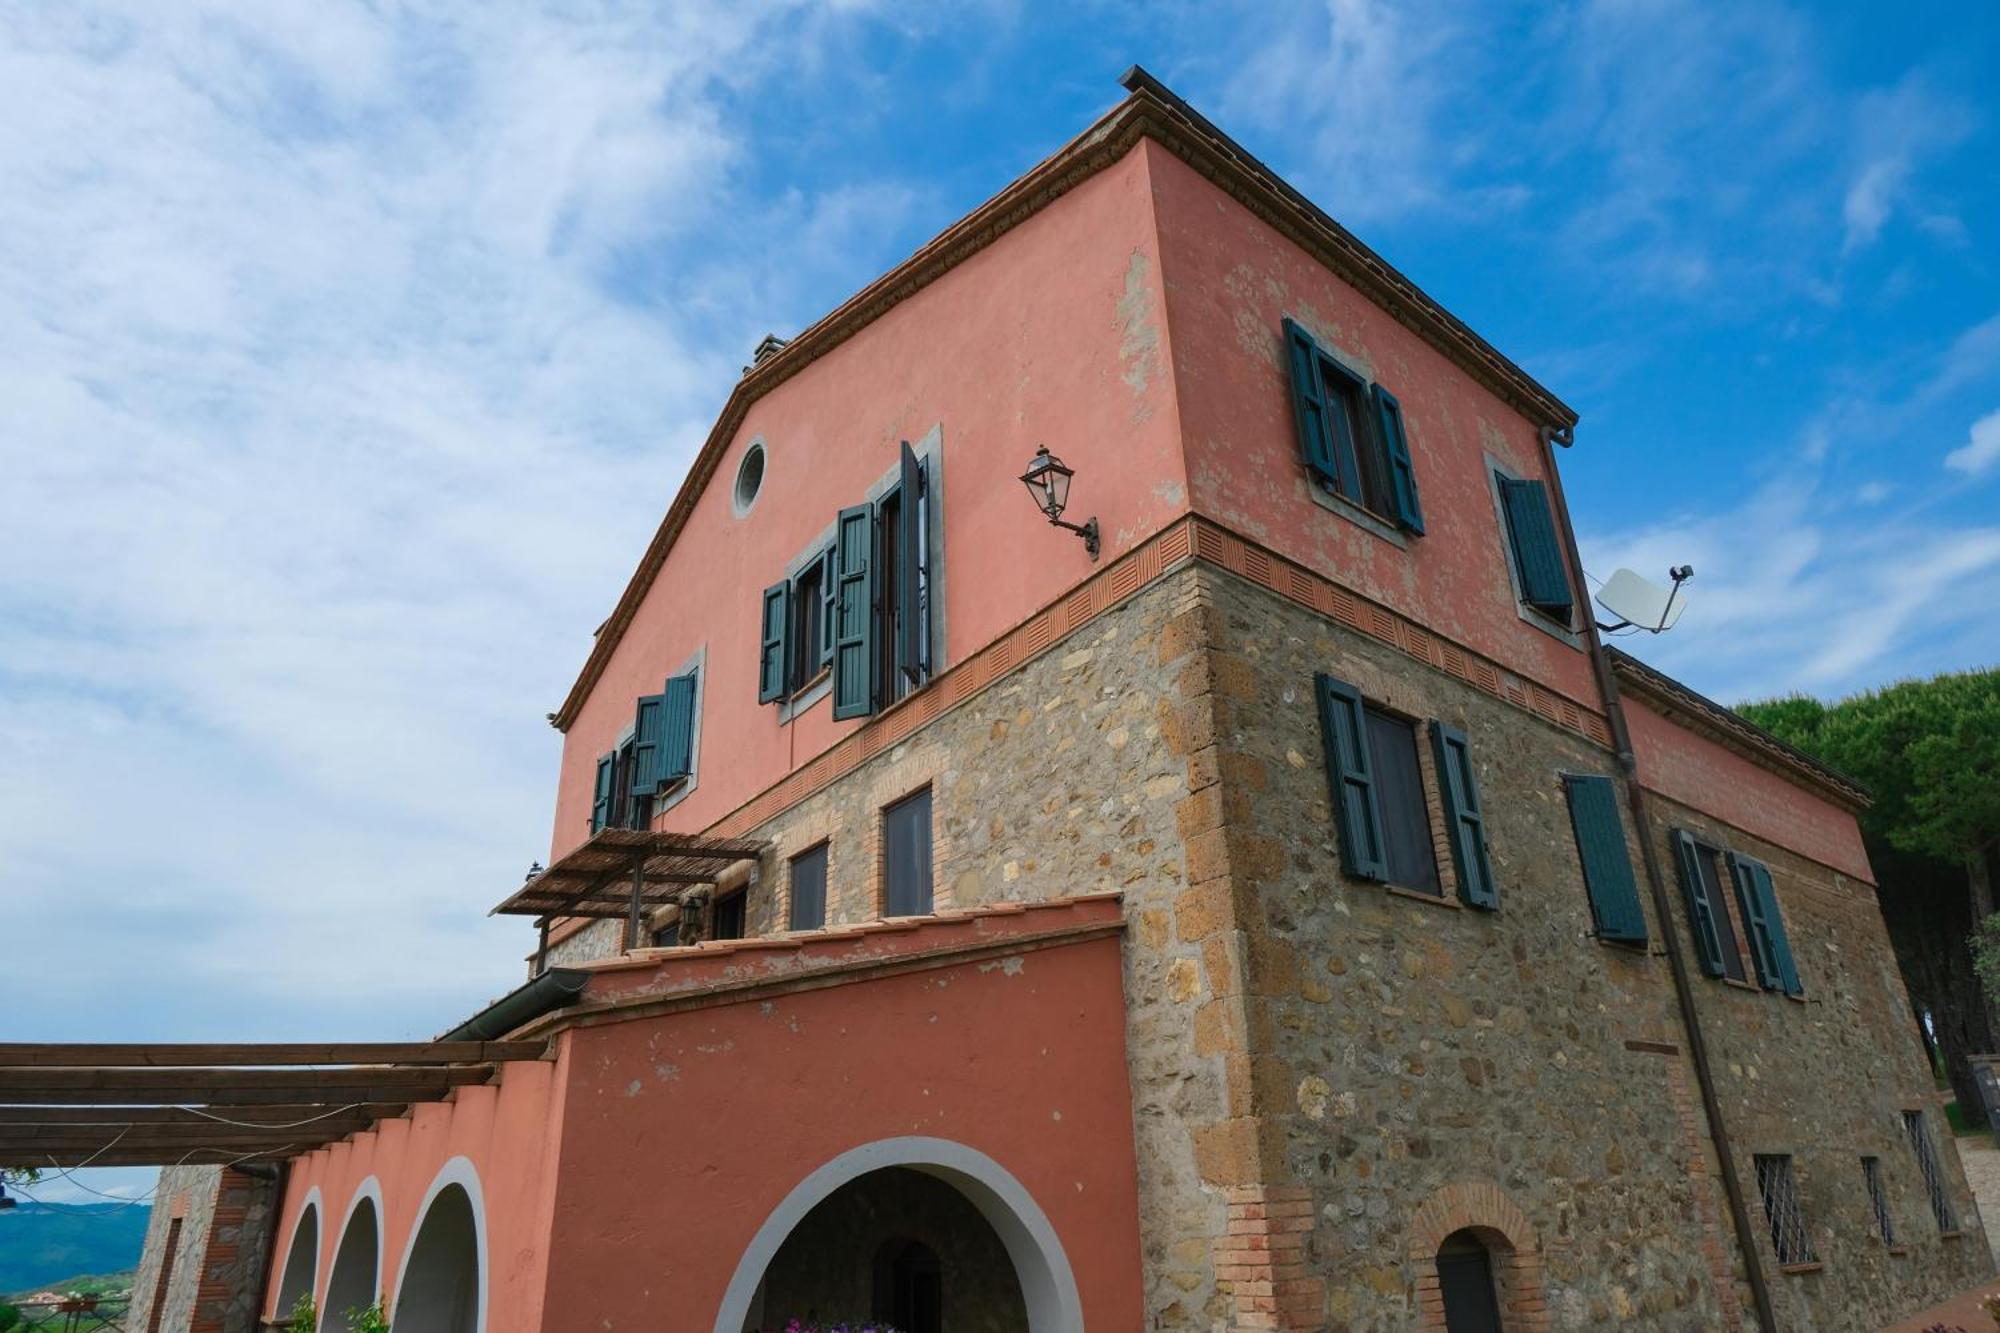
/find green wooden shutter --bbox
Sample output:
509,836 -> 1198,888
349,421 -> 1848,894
1672,830 -> 1728,976
1283,319 -> 1339,490
1498,477 -> 1574,619
1732,856 -> 1802,995
1431,722 -> 1497,909
758,583 -> 789,703
831,504 -> 875,720
1315,674 -> 1386,881
895,441 -> 926,684
590,752 -> 615,833
1564,774 -> 1647,942
1371,383 -> 1424,534
658,671 -> 696,783
629,692 -> 666,796
816,546 -> 837,672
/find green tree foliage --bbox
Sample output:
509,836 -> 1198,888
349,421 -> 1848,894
0,1302 -> 21,1333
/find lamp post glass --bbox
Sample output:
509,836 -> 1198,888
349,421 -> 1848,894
1020,445 -> 1073,521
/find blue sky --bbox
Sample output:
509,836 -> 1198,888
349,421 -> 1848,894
2,2 -> 1995,1207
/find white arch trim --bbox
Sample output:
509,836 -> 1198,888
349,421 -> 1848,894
268,1186 -> 324,1320
389,1156 -> 489,1333
712,1136 -> 1084,1333
324,1176 -> 385,1329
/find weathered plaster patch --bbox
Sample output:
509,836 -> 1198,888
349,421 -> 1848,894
1117,249 -> 1162,414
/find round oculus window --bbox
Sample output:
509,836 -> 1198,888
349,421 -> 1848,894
733,441 -> 766,516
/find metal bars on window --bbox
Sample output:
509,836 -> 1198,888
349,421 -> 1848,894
1903,1110 -> 1958,1233
1862,1156 -> 1895,1246
1754,1154 -> 1816,1266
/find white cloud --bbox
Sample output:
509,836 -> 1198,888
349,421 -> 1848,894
0,2 -> 913,1043
1840,72 -> 1975,255
1946,408 -> 2000,476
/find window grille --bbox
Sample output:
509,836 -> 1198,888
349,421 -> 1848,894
1754,1154 -> 1815,1265
1903,1110 -> 1957,1232
1862,1156 -> 1895,1246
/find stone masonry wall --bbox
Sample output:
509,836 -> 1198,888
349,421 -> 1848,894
1204,566 -> 1735,1331
128,1165 -> 277,1333
1644,792 -> 1994,1330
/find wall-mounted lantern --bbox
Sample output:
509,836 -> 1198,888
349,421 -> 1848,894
1018,445 -> 1100,560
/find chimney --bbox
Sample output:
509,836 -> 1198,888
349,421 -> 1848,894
748,333 -> 789,371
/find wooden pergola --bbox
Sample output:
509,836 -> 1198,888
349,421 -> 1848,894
0,1041 -> 543,1169
488,827 -> 766,966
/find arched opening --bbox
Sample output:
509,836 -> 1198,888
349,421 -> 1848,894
392,1183 -> 480,1333
1436,1228 -> 1505,1333
272,1200 -> 319,1322
322,1194 -> 381,1331
715,1137 -> 1080,1333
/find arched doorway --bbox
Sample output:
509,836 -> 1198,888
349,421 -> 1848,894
715,1137 -> 1081,1333
322,1188 -> 382,1331
392,1179 -> 481,1333
1436,1229 -> 1504,1333
272,1198 -> 320,1322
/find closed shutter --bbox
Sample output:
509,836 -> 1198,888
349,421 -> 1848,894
1283,318 -> 1338,490
1564,774 -> 1647,942
896,440 -> 927,683
629,691 -> 666,795
658,671 -> 697,783
590,752 -> 615,834
1498,477 -> 1573,619
1732,855 -> 1802,995
831,504 -> 875,719
1371,384 -> 1425,534
1315,674 -> 1386,881
1431,722 -> 1497,909
758,582 -> 789,703
1672,830 -> 1728,976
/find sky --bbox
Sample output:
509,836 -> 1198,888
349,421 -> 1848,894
2,2 -> 1996,1208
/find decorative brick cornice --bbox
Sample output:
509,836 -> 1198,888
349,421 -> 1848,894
551,79 -> 1575,730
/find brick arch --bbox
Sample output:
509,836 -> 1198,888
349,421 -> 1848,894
1407,1180 -> 1549,1331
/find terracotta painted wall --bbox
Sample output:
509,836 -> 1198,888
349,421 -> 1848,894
263,1057 -> 567,1331
540,932 -> 1146,1328
1143,144 -> 1598,713
552,144 -> 1188,861
1623,694 -> 1874,882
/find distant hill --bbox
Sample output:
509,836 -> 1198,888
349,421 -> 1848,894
0,1201 -> 151,1297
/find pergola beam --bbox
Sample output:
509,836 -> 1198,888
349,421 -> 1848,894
0,1065 -> 493,1105
0,1103 -> 411,1127
0,1040 -> 543,1068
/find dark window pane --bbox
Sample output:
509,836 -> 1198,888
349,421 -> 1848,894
791,559 -> 825,691
790,844 -> 828,931
712,891 -> 746,941
883,788 -> 933,916
1365,710 -> 1439,894
1435,1230 -> 1502,1333
1697,847 -> 1747,981
876,489 -> 905,709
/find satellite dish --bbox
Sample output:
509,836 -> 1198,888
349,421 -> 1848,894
1596,566 -> 1693,634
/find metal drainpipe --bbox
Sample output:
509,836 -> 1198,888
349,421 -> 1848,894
1535,425 -> 1779,1333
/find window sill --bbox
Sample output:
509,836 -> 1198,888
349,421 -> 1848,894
1721,976 -> 1760,992
778,671 -> 833,724
1886,1244 -> 1910,1257
1777,1262 -> 1823,1276
1383,883 -> 1457,910
1940,1230 -> 1967,1241
1308,481 -> 1410,548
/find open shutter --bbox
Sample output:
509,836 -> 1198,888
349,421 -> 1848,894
1672,830 -> 1728,976
1498,477 -> 1573,620
1564,774 -> 1647,942
1315,674 -> 1386,881
758,583 -> 789,703
895,440 -> 926,683
816,546 -> 837,672
630,691 -> 666,796
590,752 -> 615,834
1371,384 -> 1424,534
658,671 -> 696,783
831,504 -> 875,720
1431,722 -> 1497,909
1283,319 -> 1338,491
1732,856 -> 1802,995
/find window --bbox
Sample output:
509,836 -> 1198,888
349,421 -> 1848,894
1726,852 -> 1804,996
1283,318 -> 1423,532
1863,1156 -> 1896,1246
596,669 -> 699,833
1754,1154 -> 1816,1266
1365,708 -> 1440,895
1671,831 -> 1747,982
1434,1230 -> 1503,1333
1904,1110 -> 1957,1233
790,843 -> 829,931
882,787 -> 933,917
1564,774 -> 1648,944
790,548 -> 833,693
733,439 -> 765,516
650,921 -> 680,949
1493,470 -> 1574,624
1315,674 -> 1495,908
712,890 -> 746,941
